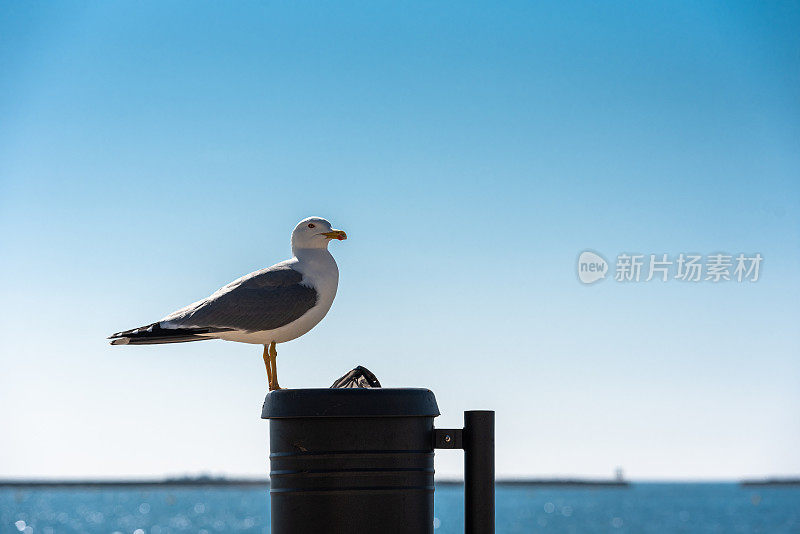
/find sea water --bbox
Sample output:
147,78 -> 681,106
2,483 -> 799,533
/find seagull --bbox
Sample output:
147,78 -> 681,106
108,217 -> 347,391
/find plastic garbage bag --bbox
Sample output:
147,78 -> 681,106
330,366 -> 382,388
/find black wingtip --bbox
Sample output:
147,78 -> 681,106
107,322 -> 232,346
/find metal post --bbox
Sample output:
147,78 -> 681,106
464,410 -> 494,534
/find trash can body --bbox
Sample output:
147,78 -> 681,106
262,388 -> 440,534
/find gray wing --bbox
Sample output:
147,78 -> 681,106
165,264 -> 318,333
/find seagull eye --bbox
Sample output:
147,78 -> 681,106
308,223 -> 315,229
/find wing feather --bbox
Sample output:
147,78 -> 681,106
162,263 -> 318,333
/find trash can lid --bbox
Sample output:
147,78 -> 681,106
261,388 -> 440,419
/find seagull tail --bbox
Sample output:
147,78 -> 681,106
107,322 -> 227,346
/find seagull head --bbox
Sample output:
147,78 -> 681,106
291,217 -> 347,250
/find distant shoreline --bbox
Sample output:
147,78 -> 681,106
0,477 -> 630,489
3,478 -> 798,489
0,478 -> 267,489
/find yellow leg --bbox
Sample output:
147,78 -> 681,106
263,345 -> 273,388
268,341 -> 282,391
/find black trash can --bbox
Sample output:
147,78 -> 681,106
262,388 -> 494,534
263,388 -> 439,533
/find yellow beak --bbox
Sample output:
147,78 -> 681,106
321,229 -> 347,241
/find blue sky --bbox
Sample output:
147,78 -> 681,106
1,1 -> 798,480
